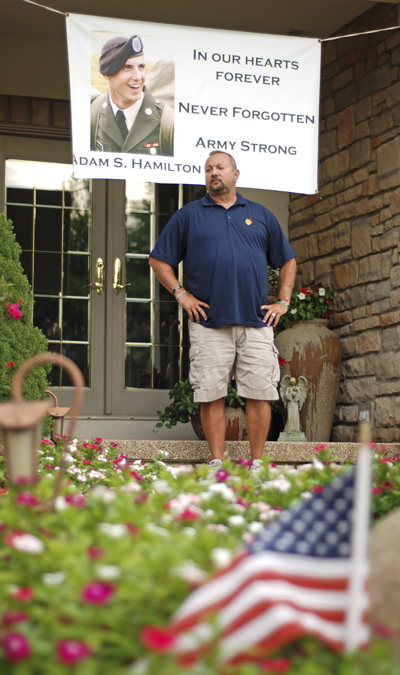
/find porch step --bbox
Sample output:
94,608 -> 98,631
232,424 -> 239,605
95,440 -> 400,464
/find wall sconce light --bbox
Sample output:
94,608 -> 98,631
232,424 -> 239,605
44,390 -> 70,440
0,353 -> 84,493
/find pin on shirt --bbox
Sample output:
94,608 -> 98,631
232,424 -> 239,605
144,142 -> 160,155
245,219 -> 253,225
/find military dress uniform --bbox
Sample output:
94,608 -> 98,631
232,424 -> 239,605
90,88 -> 173,156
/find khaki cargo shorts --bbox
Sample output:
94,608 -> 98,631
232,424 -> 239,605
188,323 -> 280,403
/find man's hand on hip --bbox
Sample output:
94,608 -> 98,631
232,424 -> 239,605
261,302 -> 288,327
178,292 -> 209,322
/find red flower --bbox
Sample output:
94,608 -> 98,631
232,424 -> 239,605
311,485 -> 324,493
93,437 -> 103,443
9,587 -> 33,602
2,611 -> 28,626
380,481 -> 394,491
305,290 -> 311,295
90,444 -> 98,450
313,443 -> 327,453
81,581 -> 115,604
6,362 -> 13,368
15,492 -> 40,507
7,304 -> 23,321
259,657 -> 292,672
175,509 -> 199,522
299,287 -> 306,293
278,357 -> 285,367
87,546 -> 104,560
141,625 -> 176,653
130,471 -> 145,482
57,639 -> 90,665
126,522 -> 140,536
372,487 -> 382,494
1,632 -> 31,663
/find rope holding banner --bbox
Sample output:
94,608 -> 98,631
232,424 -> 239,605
21,0 -> 67,16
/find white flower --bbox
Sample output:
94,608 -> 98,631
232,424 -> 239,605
312,458 -> 324,471
262,477 -> 291,492
297,292 -> 306,300
96,565 -> 121,580
98,523 -> 128,538
204,509 -> 215,517
91,485 -> 116,502
97,455 -> 107,462
173,564 -> 207,585
120,481 -> 141,493
160,514 -> 173,524
183,527 -> 196,537
242,532 -> 255,543
206,483 -> 236,500
42,571 -> 65,585
248,521 -> 264,534
9,533 -> 44,554
297,463 -> 313,474
158,450 -> 169,457
211,547 -> 232,568
152,479 -> 172,495
230,503 -> 246,513
54,496 -> 67,511
228,514 -> 246,527
291,308 -> 297,315
46,456 -> 54,462
168,493 -> 201,513
255,501 -> 271,513
318,288 -> 326,296
207,523 -> 229,533
145,523 -> 170,538
301,491 -> 312,500
168,465 -> 194,477
259,509 -> 281,521
129,658 -> 150,674
77,474 -> 87,482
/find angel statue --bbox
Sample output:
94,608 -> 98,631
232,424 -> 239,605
278,375 -> 308,442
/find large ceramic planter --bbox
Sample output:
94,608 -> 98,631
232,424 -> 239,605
275,319 -> 342,442
191,407 -> 248,441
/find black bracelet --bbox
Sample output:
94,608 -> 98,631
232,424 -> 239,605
277,298 -> 290,309
172,284 -> 183,295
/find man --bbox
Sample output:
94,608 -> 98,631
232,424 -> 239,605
91,35 -> 174,156
149,151 -> 296,476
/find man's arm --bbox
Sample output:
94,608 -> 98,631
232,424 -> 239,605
149,256 -> 209,322
261,257 -> 297,328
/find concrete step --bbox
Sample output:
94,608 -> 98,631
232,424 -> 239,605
93,440 -> 400,464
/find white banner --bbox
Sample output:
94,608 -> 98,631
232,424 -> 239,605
66,14 -> 321,193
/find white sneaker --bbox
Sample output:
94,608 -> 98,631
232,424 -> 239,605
207,459 -> 223,478
249,460 -> 263,483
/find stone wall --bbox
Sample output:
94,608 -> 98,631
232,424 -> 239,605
288,3 -> 400,443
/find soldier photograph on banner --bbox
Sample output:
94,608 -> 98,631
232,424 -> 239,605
90,30 -> 174,156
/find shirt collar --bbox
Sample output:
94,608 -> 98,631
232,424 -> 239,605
201,192 -> 246,207
109,93 -> 144,130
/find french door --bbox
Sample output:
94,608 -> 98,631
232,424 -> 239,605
2,136 -> 204,418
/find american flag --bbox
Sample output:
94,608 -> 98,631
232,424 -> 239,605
171,464 -> 370,664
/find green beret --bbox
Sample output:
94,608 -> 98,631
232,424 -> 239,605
99,35 -> 144,76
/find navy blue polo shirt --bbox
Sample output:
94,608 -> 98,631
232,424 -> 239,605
150,192 -> 295,328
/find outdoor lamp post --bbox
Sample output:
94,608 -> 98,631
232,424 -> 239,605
44,389 -> 70,440
0,353 -> 84,487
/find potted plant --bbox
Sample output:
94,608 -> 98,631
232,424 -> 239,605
155,378 -> 248,440
274,282 -> 340,442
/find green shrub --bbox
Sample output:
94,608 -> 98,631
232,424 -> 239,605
0,213 -> 50,402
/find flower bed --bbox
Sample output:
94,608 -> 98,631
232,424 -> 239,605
0,438 -> 399,674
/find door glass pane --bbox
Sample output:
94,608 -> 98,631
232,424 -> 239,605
124,182 -> 197,390
5,160 -> 92,387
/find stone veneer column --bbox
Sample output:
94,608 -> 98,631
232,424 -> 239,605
288,3 -> 400,442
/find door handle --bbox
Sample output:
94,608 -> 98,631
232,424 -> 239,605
113,258 -> 131,296
85,257 -> 104,295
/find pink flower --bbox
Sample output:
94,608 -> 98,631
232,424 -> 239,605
6,361 -> 13,368
43,464 -> 54,469
141,625 -> 176,653
110,442 -> 118,447
237,458 -> 252,467
94,437 -> 103,443
2,611 -> 28,626
15,492 -> 40,507
9,587 -> 33,602
82,443 -> 89,449
215,468 -> 230,482
90,444 -> 98,450
378,457 -> 393,464
313,444 -> 327,452
87,546 -> 104,560
259,657 -> 292,672
130,471 -> 145,482
372,487 -> 382,494
57,639 -> 90,665
1,632 -> 31,663
65,494 -> 86,508
8,304 -> 23,321
81,581 -> 115,604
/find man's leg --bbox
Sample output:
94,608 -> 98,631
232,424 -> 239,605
246,399 -> 271,460
200,398 -> 226,460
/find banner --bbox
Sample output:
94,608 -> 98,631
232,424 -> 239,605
66,14 -> 321,193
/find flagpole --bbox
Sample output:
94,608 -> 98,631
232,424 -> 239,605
344,422 -> 372,652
